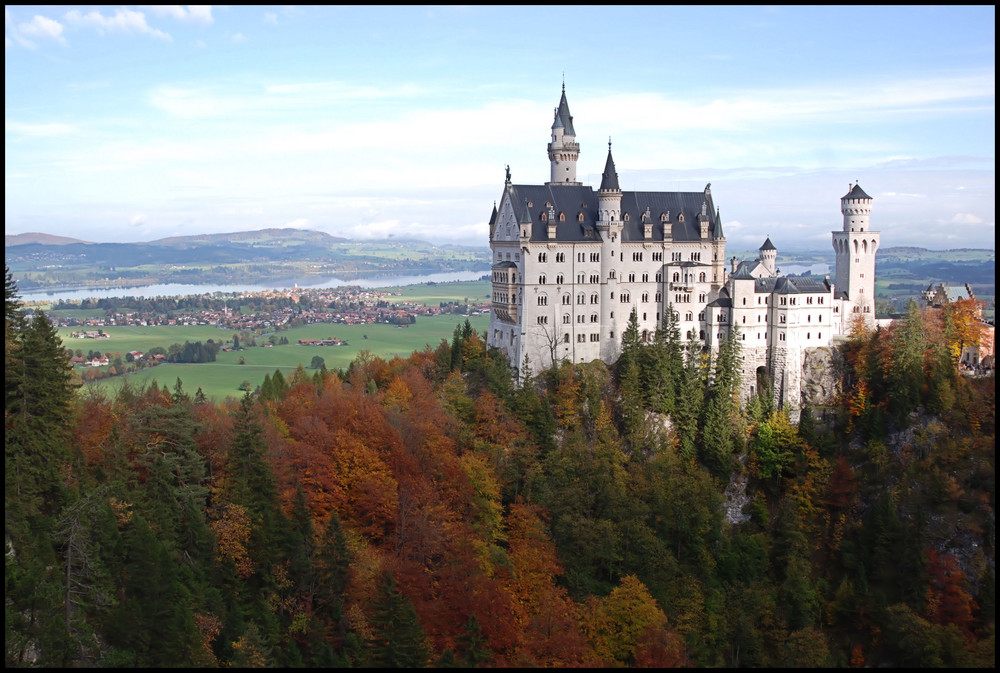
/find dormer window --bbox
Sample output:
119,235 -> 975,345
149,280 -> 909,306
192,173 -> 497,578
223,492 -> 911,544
578,212 -> 585,222
559,212 -> 565,222
660,213 -> 668,223
541,212 -> 547,223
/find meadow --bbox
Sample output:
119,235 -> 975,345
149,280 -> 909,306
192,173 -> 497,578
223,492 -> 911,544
66,313 -> 491,403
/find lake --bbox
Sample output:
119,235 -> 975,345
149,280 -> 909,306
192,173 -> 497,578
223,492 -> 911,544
19,270 -> 490,302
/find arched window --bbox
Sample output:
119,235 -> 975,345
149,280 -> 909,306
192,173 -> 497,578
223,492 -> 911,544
559,212 -> 565,222
672,272 -> 680,282
537,295 -> 547,306
699,272 -> 706,282
578,212 -> 585,222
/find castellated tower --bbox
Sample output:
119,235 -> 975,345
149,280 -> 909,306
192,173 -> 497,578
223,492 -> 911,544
547,84 -> 581,185
759,237 -> 777,276
833,183 -> 879,325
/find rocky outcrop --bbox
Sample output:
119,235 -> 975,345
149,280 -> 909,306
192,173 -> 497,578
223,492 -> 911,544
800,346 -> 844,407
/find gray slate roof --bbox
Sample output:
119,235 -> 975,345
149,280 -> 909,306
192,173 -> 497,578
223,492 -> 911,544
843,183 -> 871,200
600,149 -> 621,192
556,87 -> 575,136
757,276 -> 832,294
508,184 -> 723,243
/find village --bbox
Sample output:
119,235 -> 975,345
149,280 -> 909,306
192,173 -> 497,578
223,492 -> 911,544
52,285 -> 490,333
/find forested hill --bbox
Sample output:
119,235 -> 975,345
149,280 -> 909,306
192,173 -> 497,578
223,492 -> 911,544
6,229 -> 490,292
5,264 -> 995,668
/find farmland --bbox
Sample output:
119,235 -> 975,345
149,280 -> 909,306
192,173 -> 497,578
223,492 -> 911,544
63,313 -> 490,403
54,279 -> 493,403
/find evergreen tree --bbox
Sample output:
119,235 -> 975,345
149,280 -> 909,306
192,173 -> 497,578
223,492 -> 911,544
6,308 -> 77,519
673,348 -> 706,461
368,572 -> 430,668
618,308 -> 645,450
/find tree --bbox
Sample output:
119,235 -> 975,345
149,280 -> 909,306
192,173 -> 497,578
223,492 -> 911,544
618,308 -> 645,450
310,355 -> 326,370
368,572 -> 430,667
6,307 -> 78,519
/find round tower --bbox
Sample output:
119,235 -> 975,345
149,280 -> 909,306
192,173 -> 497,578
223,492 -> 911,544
759,237 -> 777,276
546,83 -> 581,185
832,182 -> 879,325
597,141 -> 624,362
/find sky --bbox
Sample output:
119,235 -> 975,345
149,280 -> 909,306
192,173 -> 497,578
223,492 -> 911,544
4,5 -> 995,253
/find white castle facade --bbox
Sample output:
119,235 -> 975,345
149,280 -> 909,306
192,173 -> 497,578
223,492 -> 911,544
487,86 -> 880,411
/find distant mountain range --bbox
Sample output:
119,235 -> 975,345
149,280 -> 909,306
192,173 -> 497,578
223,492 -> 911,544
5,228 -> 352,248
5,228 -> 491,293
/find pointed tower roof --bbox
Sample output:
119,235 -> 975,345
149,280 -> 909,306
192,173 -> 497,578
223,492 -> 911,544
842,182 -> 871,200
760,237 -> 776,251
519,200 -> 533,225
489,201 -> 498,227
556,83 -> 576,136
600,140 -> 620,192
715,207 -> 724,239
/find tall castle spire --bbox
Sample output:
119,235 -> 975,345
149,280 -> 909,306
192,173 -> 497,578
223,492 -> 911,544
547,82 -> 580,185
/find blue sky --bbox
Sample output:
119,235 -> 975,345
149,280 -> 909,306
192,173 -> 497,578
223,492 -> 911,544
5,5 -> 995,252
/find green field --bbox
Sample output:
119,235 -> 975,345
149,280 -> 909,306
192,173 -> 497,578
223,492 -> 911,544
64,313 -> 490,403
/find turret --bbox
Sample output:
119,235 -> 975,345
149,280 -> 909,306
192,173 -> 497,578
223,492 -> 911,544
759,237 -> 777,276
597,140 -> 622,227
840,182 -> 872,232
546,83 -> 581,185
832,182 -> 879,325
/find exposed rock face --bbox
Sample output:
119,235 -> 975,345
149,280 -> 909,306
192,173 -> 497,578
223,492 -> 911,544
723,470 -> 752,525
800,346 -> 844,407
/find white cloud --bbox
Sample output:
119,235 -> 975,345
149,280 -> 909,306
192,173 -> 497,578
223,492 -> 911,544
231,32 -> 246,43
18,14 -> 66,45
64,8 -> 172,41
147,86 -> 246,118
143,6 -> 214,24
130,214 -> 147,227
5,121 -> 74,137
263,12 -> 278,25
947,213 -> 984,225
285,218 -> 309,229
577,71 -> 996,135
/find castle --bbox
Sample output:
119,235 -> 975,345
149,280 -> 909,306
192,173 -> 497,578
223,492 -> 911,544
487,85 -> 879,411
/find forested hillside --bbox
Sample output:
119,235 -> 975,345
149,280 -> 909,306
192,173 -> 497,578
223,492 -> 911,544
5,265 -> 994,667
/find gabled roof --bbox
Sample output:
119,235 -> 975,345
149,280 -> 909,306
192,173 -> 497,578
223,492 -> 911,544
757,276 -> 832,294
507,184 -> 725,244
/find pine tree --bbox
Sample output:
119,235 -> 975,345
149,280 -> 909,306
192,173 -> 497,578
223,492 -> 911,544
6,308 -> 78,519
368,572 -> 430,667
618,308 -> 645,450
